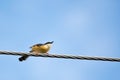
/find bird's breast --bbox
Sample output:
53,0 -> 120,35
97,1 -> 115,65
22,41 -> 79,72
31,45 -> 50,53
39,45 -> 50,53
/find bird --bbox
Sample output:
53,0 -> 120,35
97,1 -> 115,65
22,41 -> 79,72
19,41 -> 54,61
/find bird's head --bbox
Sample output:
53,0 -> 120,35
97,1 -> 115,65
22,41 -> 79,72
45,41 -> 54,44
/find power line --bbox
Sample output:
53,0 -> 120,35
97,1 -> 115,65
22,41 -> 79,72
0,50 -> 120,62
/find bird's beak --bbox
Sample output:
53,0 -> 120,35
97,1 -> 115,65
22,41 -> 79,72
50,41 -> 54,44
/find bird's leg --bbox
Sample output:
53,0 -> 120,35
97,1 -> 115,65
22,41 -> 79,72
33,52 -> 40,56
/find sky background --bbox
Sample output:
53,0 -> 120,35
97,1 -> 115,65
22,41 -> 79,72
0,0 -> 120,80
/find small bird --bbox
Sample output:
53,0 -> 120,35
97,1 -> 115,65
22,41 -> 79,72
19,41 -> 54,61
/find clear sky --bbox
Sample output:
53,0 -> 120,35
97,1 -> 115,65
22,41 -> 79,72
0,0 -> 120,80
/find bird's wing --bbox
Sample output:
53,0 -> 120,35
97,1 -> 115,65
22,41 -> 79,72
30,43 -> 43,48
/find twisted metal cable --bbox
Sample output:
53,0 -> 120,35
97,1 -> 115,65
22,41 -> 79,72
0,51 -> 120,62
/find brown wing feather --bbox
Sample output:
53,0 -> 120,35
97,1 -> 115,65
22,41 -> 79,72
30,43 -> 43,48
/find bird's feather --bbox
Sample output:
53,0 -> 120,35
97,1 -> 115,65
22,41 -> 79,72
30,43 -> 43,48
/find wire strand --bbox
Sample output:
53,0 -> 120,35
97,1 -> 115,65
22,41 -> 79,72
0,51 -> 120,62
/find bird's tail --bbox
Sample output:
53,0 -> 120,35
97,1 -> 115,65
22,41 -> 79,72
19,54 -> 29,61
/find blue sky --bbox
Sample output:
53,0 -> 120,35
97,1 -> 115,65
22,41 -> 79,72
0,0 -> 120,80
